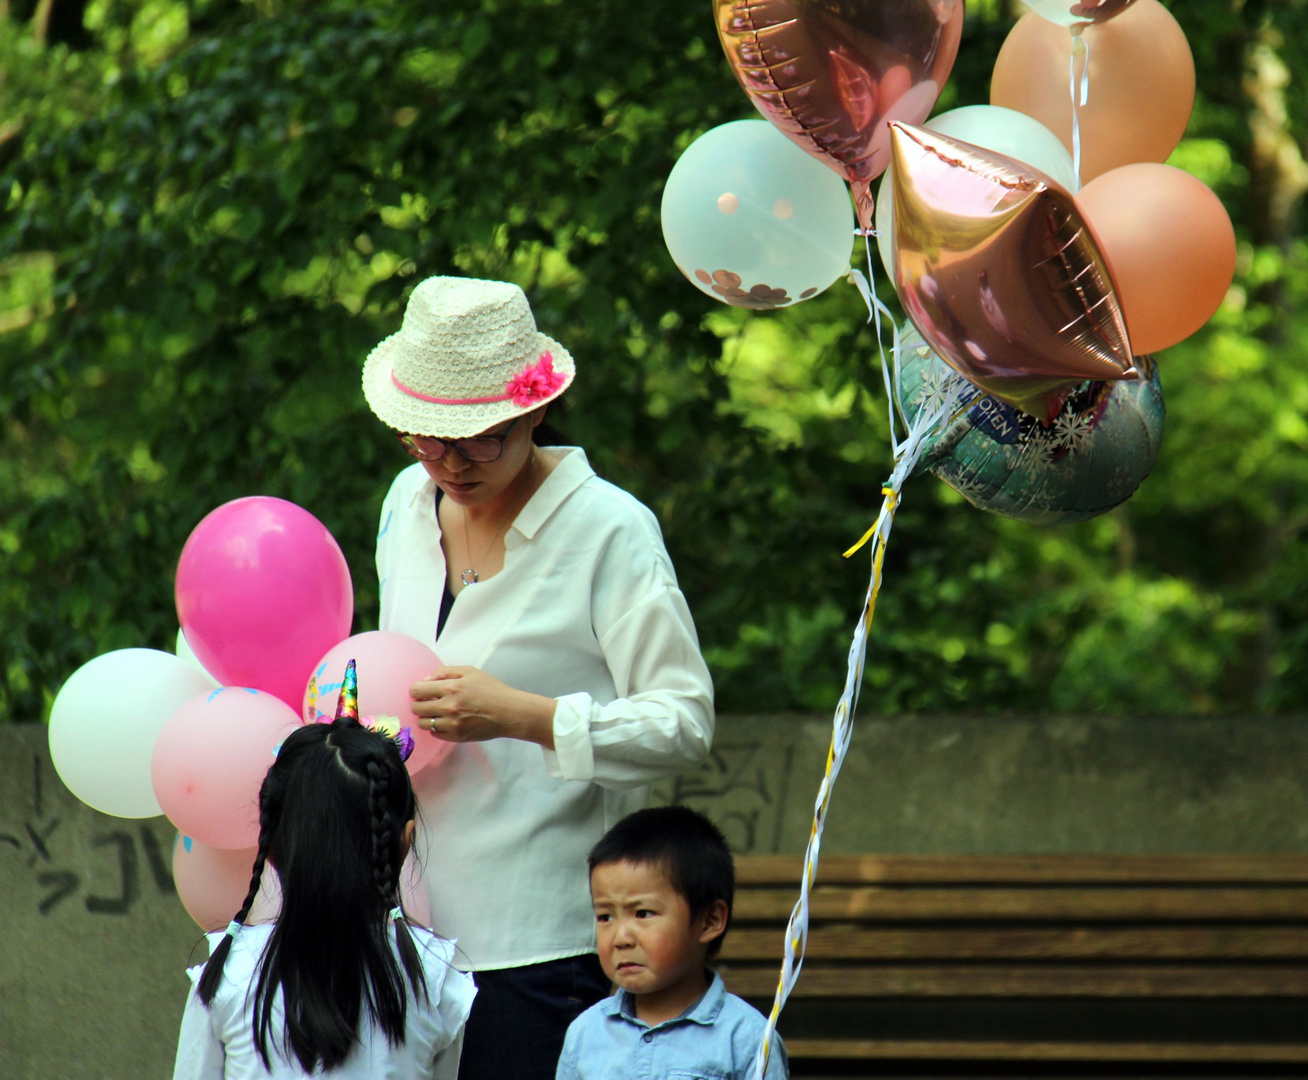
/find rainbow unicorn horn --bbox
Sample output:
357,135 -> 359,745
334,659 -> 359,723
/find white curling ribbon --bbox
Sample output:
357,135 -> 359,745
748,336 -> 962,1080
1068,32 -> 1092,185
847,251 -> 906,455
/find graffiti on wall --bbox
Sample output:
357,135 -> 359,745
1,752 -> 176,916
654,738 -> 798,854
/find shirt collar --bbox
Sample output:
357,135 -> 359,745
400,448 -> 594,536
601,970 -> 727,1029
404,463 -> 437,514
511,447 -> 593,539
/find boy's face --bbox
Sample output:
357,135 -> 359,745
590,860 -> 726,1005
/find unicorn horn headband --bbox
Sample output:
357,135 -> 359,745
335,658 -> 360,721
309,658 -> 415,762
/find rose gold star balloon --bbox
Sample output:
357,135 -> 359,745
889,122 -> 1137,420
715,0 -> 965,230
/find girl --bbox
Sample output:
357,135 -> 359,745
171,663 -> 475,1079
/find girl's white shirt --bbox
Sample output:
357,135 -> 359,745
377,448 -> 716,970
172,924 -> 475,1080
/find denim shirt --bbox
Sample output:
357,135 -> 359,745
555,971 -> 788,1080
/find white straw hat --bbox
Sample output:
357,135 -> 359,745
362,276 -> 575,438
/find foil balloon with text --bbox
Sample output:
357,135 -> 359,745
889,122 -> 1137,421
896,322 -> 1164,525
715,0 -> 965,230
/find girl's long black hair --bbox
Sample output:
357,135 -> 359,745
194,717 -> 428,1072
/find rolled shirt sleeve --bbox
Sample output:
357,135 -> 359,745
545,584 -> 714,788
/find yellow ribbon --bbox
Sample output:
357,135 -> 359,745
752,485 -> 906,1080
842,487 -> 899,559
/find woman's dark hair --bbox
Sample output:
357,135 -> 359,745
532,396 -> 569,447
195,719 -> 427,1072
588,805 -> 735,957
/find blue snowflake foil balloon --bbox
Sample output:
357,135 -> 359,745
896,323 -> 1165,525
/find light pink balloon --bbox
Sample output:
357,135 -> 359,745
304,631 -> 452,776
153,688 -> 300,848
175,497 -> 353,710
171,833 -> 281,931
172,838 -> 426,931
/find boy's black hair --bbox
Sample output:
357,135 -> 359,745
588,805 -> 734,958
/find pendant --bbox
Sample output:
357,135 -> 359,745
460,568 -> 479,586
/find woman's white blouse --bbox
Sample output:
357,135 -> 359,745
376,448 -> 715,970
172,925 -> 475,1080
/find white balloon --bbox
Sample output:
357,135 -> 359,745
875,105 -> 1080,278
49,648 -> 218,818
662,119 -> 854,309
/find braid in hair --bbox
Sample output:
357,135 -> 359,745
197,803 -> 272,1005
365,757 -> 397,904
364,748 -> 428,1005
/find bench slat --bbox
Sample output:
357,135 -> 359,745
737,854 -> 1308,886
721,926 -> 1308,961
782,1039 -> 1308,1063
733,887 -> 1308,921
719,964 -> 1308,998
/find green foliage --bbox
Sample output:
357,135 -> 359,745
1,0 -> 1306,723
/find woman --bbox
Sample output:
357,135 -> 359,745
361,276 -> 715,1080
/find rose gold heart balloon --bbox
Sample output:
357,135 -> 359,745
889,122 -> 1137,420
715,0 -> 965,230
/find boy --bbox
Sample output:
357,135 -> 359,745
555,806 -> 789,1079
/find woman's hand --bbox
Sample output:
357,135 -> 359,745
410,666 -> 556,749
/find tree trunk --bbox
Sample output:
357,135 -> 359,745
30,0 -> 90,49
1240,16 -> 1307,709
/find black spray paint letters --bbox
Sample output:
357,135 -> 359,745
2,754 -> 176,916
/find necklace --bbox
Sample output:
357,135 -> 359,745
458,451 -> 536,587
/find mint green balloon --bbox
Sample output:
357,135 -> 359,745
662,120 -> 854,309
876,106 -> 1079,278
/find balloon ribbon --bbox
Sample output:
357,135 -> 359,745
748,252 -> 960,1079
748,487 -> 895,1080
1068,31 -> 1091,185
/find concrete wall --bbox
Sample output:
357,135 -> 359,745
662,713 -> 1308,856
3,714 -> 1307,1078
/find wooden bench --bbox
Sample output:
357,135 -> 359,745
718,854 -> 1308,1073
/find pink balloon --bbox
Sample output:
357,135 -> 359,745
171,837 -> 426,931
304,631 -> 452,776
152,687 -> 300,848
171,834 -> 281,931
175,497 -> 353,710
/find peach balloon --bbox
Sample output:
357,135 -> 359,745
991,0 -> 1194,183
1077,163 -> 1236,354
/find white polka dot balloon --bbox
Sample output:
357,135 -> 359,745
661,119 -> 855,310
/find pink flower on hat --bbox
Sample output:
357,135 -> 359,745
505,352 -> 566,408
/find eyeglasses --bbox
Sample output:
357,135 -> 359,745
395,417 -> 521,463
